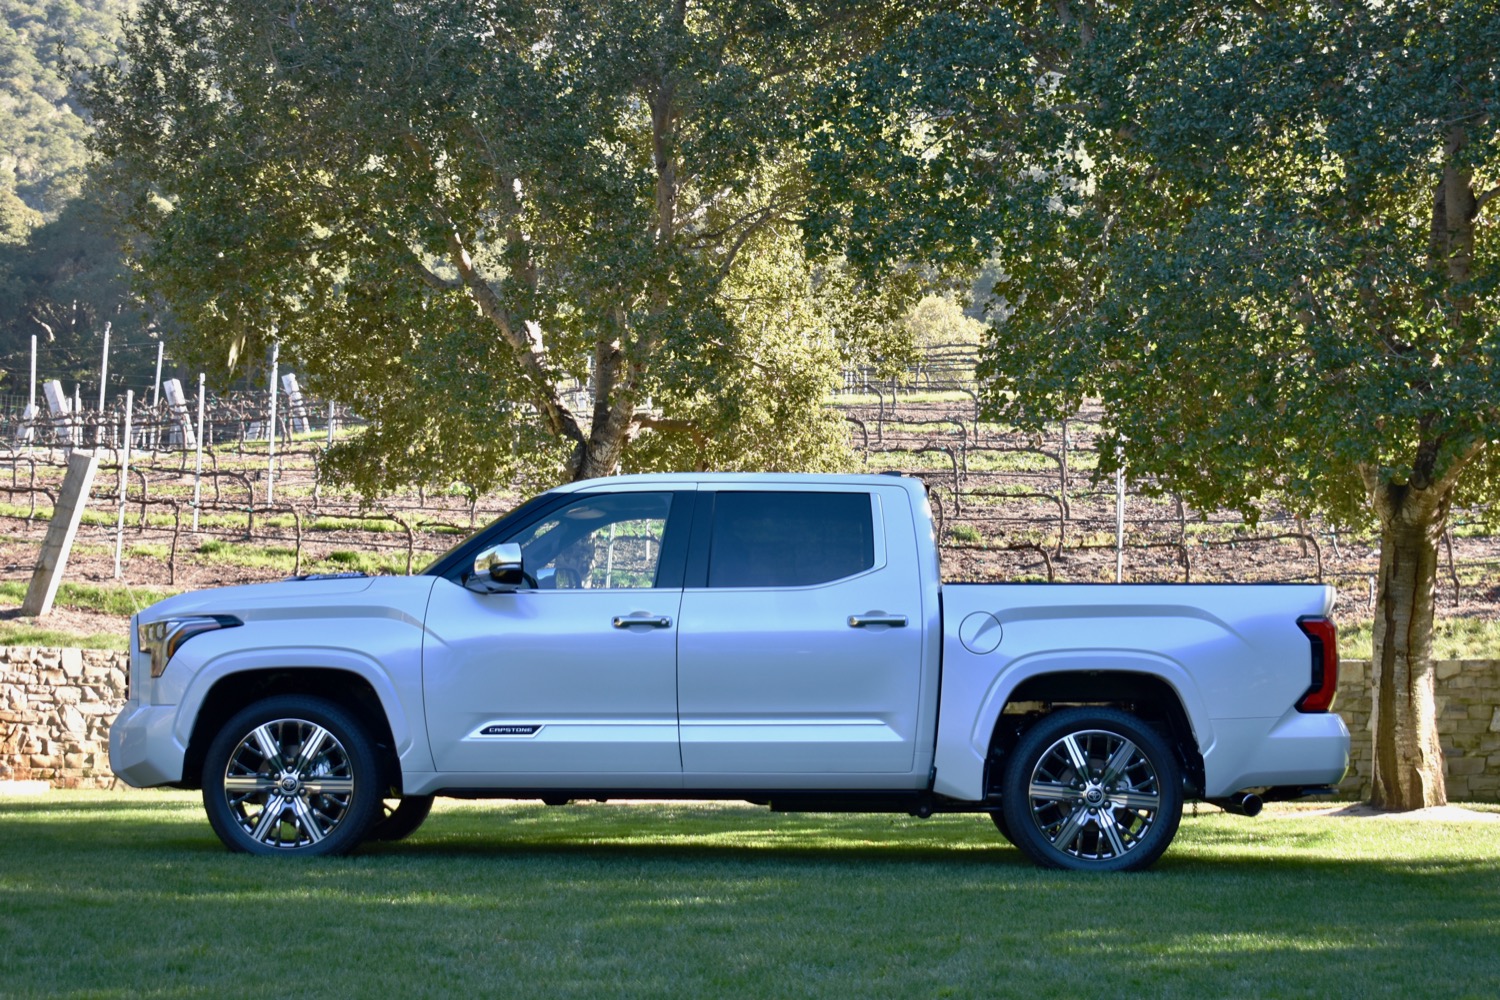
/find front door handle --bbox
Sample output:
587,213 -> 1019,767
613,614 -> 673,629
848,613 -> 908,628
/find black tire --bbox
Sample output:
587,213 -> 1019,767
989,810 -> 1015,846
201,694 -> 382,856
369,795 -> 435,842
1000,707 -> 1183,872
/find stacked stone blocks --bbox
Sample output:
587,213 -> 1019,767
1335,659 -> 1500,801
1,646 -> 128,788
3,646 -> 1498,799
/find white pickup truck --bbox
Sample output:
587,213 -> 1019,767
111,473 -> 1348,870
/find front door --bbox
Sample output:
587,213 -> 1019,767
422,490 -> 689,781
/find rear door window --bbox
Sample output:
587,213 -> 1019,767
707,491 -> 875,588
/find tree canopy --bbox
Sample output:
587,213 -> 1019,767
811,0 -> 1500,809
76,0 -> 924,491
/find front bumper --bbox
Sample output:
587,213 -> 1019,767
108,701 -> 186,787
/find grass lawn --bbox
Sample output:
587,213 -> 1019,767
1337,617 -> 1500,662
0,621 -> 124,650
2,793 -> 1498,998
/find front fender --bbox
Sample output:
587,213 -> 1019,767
932,648 -> 1214,801
173,641 -> 435,777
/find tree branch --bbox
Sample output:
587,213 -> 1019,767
1430,437 -> 1487,499
404,253 -> 462,291
633,411 -> 707,457
711,206 -> 782,287
396,133 -> 585,449
633,413 -> 698,435
443,226 -> 583,447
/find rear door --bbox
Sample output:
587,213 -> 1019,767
422,489 -> 692,780
674,485 -> 926,780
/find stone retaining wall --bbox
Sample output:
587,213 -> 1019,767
1337,658 -> 1500,801
0,646 -> 128,788
2,646 -> 1498,798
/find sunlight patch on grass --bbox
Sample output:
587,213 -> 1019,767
191,538 -> 408,576
1,793 -> 1498,998
1339,617 -> 1500,660
0,622 -> 125,650
0,581 -> 177,617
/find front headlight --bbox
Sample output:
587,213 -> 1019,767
137,615 -> 243,677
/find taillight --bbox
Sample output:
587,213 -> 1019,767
1296,617 -> 1339,713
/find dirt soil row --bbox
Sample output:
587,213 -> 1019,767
3,397 -> 1498,635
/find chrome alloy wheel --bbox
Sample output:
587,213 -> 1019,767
1024,728 -> 1162,862
220,718 -> 357,849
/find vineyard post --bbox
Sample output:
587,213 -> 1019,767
1059,417 -> 1071,545
266,341 -> 279,505
151,340 -> 164,450
1114,456 -> 1125,584
192,373 -> 205,531
113,390 -> 134,580
288,504 -> 303,575
23,334 -> 36,452
281,373 -> 310,434
169,501 -> 182,585
95,322 -> 111,445
152,341 -> 164,406
20,449 -> 100,616
43,380 -> 70,453
96,322 -> 111,413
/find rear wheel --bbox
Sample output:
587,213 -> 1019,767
988,810 -> 1015,845
1000,707 -> 1183,872
202,695 -> 381,856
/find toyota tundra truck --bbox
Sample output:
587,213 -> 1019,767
110,472 -> 1348,870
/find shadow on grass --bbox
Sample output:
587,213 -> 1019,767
7,799 -> 1496,886
5,798 -> 1500,1000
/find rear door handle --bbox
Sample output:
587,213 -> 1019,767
613,614 -> 673,629
848,613 -> 908,628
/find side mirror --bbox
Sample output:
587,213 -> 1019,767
467,543 -> 526,592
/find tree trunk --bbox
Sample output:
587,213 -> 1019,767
565,432 -> 626,482
1368,486 -> 1448,811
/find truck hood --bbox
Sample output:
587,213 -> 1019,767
135,574 -> 435,623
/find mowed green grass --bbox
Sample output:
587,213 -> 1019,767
1,793 -> 1498,998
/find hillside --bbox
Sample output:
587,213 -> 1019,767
0,0 -> 129,221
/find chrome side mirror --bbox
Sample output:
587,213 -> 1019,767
467,543 -> 526,592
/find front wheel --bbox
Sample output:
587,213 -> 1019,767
370,795 -> 435,842
202,695 -> 382,856
1000,707 -> 1183,872
988,810 -> 1015,846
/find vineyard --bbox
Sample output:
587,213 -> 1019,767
2,376 -> 1499,651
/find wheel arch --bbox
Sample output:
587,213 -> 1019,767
983,667 -> 1208,799
181,667 -> 402,791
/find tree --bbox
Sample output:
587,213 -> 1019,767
0,185 -> 164,394
809,1 -> 1500,809
0,181 -> 41,245
74,0 -> 921,492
